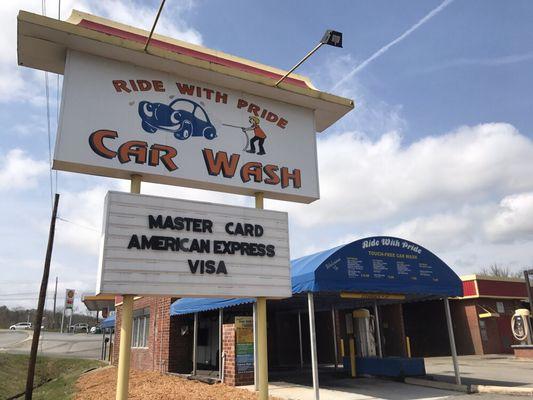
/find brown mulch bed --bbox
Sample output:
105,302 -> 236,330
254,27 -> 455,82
74,367 -> 279,400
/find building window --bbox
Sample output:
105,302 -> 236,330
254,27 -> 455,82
131,307 -> 150,348
479,320 -> 488,342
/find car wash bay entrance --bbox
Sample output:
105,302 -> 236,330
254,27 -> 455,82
169,236 -> 464,397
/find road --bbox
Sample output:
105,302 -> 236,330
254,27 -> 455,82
0,329 -> 30,349
0,329 -> 103,359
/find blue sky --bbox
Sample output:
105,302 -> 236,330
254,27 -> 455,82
1,0 -> 533,309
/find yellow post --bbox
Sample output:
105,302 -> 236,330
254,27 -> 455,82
255,192 -> 268,400
406,336 -> 412,358
349,337 -> 356,378
116,295 -> 133,400
130,174 -> 142,194
116,174 -> 141,400
340,338 -> 345,357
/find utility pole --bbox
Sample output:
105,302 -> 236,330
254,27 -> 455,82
25,193 -> 59,400
52,277 -> 58,329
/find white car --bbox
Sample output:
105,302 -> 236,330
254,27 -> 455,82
9,322 -> 32,330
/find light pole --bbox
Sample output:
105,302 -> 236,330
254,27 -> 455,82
275,30 -> 343,87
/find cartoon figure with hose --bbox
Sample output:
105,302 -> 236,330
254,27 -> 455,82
223,116 -> 268,155
243,116 -> 267,155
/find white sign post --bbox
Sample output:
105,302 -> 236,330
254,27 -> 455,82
61,289 -> 75,333
55,51 -> 319,203
97,191 -> 291,298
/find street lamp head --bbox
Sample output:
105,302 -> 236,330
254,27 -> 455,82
321,30 -> 343,48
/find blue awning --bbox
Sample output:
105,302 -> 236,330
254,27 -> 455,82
291,236 -> 463,297
170,236 -> 463,316
100,315 -> 115,329
170,297 -> 255,316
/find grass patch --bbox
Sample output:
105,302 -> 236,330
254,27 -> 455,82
0,353 -> 103,399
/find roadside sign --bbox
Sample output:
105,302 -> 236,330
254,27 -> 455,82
97,191 -> 291,298
55,51 -> 320,203
65,289 -> 75,310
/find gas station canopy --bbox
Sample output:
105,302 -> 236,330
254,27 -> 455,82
17,10 -> 353,132
82,293 -> 116,312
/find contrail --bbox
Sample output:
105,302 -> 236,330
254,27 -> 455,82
333,0 -> 455,91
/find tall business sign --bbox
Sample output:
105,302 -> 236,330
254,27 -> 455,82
55,51 -> 319,204
64,289 -> 75,310
97,191 -> 291,298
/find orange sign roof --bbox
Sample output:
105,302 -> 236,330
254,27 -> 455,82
17,10 -> 354,132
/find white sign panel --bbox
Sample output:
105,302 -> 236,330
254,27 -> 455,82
97,191 -> 291,298
65,289 -> 75,310
55,51 -> 319,203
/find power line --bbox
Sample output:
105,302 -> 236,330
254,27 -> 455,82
56,216 -> 99,232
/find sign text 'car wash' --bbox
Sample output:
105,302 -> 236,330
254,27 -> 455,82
97,192 -> 291,298
55,51 -> 319,203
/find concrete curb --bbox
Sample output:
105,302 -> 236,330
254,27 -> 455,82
404,377 -> 469,393
472,385 -> 533,396
405,377 -> 533,397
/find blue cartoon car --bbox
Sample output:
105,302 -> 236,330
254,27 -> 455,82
138,98 -> 217,140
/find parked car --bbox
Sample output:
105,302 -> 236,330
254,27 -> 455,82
90,325 -> 102,334
69,323 -> 89,333
9,322 -> 32,330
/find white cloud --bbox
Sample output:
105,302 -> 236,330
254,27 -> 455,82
0,149 -> 48,190
54,185 -> 113,254
270,123 -> 533,230
485,192 -> 533,243
386,212 -> 473,249
305,54 -> 406,138
78,0 -> 202,45
0,0 -> 201,103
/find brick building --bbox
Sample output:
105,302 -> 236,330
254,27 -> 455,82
403,275 -> 529,357
112,296 -> 181,373
112,275 -> 530,386
452,275 -> 528,355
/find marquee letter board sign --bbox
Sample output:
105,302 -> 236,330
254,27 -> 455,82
97,191 -> 291,298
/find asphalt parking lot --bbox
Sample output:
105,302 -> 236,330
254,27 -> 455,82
425,355 -> 533,388
245,355 -> 533,400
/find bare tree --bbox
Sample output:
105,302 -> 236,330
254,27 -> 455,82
477,263 -> 523,278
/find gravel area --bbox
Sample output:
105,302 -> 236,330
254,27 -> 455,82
75,367 -> 278,400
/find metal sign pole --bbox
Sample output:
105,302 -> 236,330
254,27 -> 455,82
298,311 -> 304,368
115,174 -> 141,400
373,301 -> 383,358
308,292 -> 320,400
60,308 -> 65,334
331,306 -> 338,369
218,308 -> 223,379
192,312 -> 198,375
524,270 -> 533,314
444,297 -> 461,385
